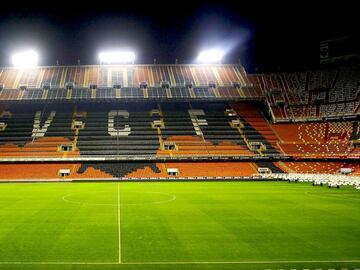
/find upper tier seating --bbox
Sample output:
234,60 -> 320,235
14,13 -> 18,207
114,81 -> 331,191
1,64 -> 359,121
330,66 -> 360,102
0,65 -> 248,89
260,65 -> 360,120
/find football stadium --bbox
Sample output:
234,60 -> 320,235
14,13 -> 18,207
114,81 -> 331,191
0,3 -> 359,270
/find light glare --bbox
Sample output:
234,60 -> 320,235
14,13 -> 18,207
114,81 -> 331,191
12,50 -> 39,68
98,51 -> 135,63
197,49 -> 224,63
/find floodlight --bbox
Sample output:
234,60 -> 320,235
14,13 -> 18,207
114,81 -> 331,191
98,51 -> 135,64
11,50 -> 39,68
197,49 -> 224,63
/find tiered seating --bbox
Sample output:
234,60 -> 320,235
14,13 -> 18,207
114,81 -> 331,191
266,65 -> 360,121
1,101 -> 358,160
231,103 -> 280,155
1,102 -> 284,159
158,102 -> 254,157
1,160 -> 358,180
22,89 -> 43,100
96,88 -> 116,99
330,66 -> 360,102
283,72 -> 308,104
143,162 -> 258,178
285,105 -> 317,119
0,65 -> 248,90
278,102 -> 358,120
193,87 -> 216,98
245,75 -> 263,97
77,162 -> 161,178
72,88 -> 92,99
0,104 -> 78,158
0,163 -> 82,180
307,69 -> 337,91
0,161 -> 261,180
0,89 -> 21,100
77,103 -> 160,157
157,136 -> 253,157
0,63 -> 359,181
319,101 -> 358,117
255,162 -> 283,173
147,87 -> 167,98
121,87 -> 145,98
348,142 -> 360,157
272,121 -> 356,158
2,100 -> 358,160
0,64 -> 255,102
343,163 -> 360,175
217,87 -> 240,98
0,86 -> 251,101
278,162 -> 345,174
169,87 -> 191,98
47,88 -> 67,99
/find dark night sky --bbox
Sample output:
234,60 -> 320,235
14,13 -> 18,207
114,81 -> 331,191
0,0 -> 358,72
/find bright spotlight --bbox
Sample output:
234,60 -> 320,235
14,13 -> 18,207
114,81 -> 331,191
12,50 -> 39,68
197,49 -> 224,63
98,51 -> 136,64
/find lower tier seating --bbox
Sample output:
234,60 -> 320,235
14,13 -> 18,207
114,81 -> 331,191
277,161 -> 360,176
1,161 -> 358,181
0,162 -> 261,180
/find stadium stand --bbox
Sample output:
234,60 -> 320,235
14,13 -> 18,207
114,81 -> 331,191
0,63 -> 359,183
262,65 -> 360,121
0,162 -> 259,180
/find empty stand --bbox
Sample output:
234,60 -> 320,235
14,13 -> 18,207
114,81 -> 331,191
1,102 -> 288,159
0,63 -> 359,181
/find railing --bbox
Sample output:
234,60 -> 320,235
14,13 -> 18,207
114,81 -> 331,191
0,86 -> 265,102
0,153 -> 291,163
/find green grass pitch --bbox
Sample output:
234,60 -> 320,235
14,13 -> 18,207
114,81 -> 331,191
0,181 -> 359,270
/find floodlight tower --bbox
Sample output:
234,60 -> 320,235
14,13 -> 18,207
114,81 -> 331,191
11,50 -> 39,68
98,51 -> 136,64
197,49 -> 224,64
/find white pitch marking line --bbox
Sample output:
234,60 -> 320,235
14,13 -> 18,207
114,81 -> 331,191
117,183 -> 122,264
0,262 -> 119,265
120,260 -> 360,265
0,260 -> 360,265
